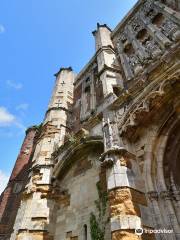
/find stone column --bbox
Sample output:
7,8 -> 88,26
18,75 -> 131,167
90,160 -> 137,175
101,112 -> 155,240
10,68 -> 75,240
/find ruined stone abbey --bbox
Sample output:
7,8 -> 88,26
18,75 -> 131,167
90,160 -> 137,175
0,0 -> 180,239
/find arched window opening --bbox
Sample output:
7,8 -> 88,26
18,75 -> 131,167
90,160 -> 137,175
152,13 -> 164,27
84,85 -> 90,93
83,224 -> 88,240
124,43 -> 134,55
136,29 -> 149,43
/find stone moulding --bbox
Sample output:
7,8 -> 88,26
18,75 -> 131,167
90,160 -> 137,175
97,64 -> 121,78
51,128 -> 90,158
110,42 -> 180,111
119,77 -> 180,141
99,146 -> 135,163
45,106 -> 72,116
53,135 -> 103,180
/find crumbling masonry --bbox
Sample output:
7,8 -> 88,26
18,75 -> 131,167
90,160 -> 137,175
0,0 -> 180,239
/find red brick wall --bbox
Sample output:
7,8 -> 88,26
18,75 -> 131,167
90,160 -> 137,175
0,128 -> 37,240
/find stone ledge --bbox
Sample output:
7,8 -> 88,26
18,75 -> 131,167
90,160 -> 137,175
99,146 -> 135,163
111,215 -> 141,231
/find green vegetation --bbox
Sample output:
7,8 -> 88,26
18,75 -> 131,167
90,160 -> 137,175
90,182 -> 109,240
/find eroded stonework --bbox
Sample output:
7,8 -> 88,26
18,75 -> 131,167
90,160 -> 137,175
0,0 -> 180,239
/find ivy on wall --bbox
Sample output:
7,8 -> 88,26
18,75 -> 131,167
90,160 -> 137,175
66,132 -> 78,144
90,182 -> 109,240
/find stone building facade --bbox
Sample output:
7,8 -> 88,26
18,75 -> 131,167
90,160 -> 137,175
0,0 -> 180,239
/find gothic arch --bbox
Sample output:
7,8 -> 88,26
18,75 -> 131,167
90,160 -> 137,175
143,111 -> 180,240
53,136 -> 104,180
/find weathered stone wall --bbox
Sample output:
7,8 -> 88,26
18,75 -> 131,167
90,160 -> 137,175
54,152 -> 100,240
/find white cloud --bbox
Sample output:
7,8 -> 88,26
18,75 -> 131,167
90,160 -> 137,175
0,106 -> 26,132
7,80 -> 23,90
0,107 -> 15,126
0,24 -> 5,34
0,170 -> 9,194
16,103 -> 29,111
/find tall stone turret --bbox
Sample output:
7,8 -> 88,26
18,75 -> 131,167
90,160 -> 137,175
93,23 -> 113,51
10,67 -> 76,240
0,127 -> 37,240
92,23 -> 123,98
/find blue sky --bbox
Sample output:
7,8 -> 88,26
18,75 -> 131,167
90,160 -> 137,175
0,0 -> 137,191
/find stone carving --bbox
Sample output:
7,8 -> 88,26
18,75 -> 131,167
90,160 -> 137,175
118,78 -> 179,140
103,116 -> 120,150
141,0 -> 153,14
144,39 -> 162,58
161,0 -> 178,10
119,32 -> 127,44
161,19 -> 180,41
130,16 -> 143,33
114,0 -> 180,82
119,100 -> 149,139
128,54 -> 143,75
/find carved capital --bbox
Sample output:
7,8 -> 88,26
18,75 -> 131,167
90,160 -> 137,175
99,146 -> 135,163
